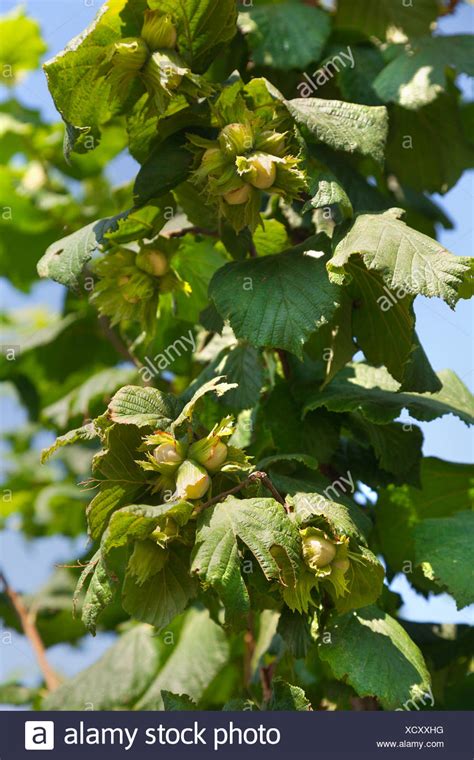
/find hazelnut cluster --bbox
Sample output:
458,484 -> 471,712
107,8 -> 211,113
189,88 -> 307,231
138,424 -> 237,503
91,243 -> 175,331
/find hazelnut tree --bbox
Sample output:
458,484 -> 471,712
1,1 -> 473,712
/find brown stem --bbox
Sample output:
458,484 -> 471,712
168,226 -> 219,239
258,473 -> 287,508
243,612 -> 256,687
197,477 -> 253,510
98,316 -> 146,374
198,471 -> 288,512
248,237 -> 257,258
0,571 -> 61,692
260,662 -> 276,704
441,0 -> 460,14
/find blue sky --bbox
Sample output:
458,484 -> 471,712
0,1 -> 473,686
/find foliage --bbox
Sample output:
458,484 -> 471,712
0,0 -> 473,713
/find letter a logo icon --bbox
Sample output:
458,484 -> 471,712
24,721 -> 55,750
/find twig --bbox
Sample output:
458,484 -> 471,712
441,0 -> 460,14
0,570 -> 61,692
260,662 -> 276,704
98,316 -> 144,371
198,477 -> 254,510
257,473 -> 287,508
167,226 -> 219,239
243,612 -> 256,687
248,237 -> 257,258
198,471 -> 288,512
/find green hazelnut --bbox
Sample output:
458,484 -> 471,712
224,184 -> 252,205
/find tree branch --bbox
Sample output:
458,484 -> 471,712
167,226 -> 219,239
260,662 -> 276,704
98,316 -> 146,374
257,472 -> 287,508
198,471 -> 289,512
441,0 -> 461,15
0,570 -> 61,692
243,612 -> 256,687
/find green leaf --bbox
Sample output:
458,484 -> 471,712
376,457 -> 474,576
192,343 -> 264,411
173,376 -> 236,431
123,545 -> 197,629
258,452 -> 318,472
457,258 -> 474,300
251,609 -> 280,674
108,385 -> 176,427
192,496 -> 301,625
346,259 -> 440,391
330,209 -> 470,307
373,36 -> 474,109
0,683 -> 38,706
304,363 -> 474,426
253,219 -> 289,257
268,678 -> 311,711
41,423 -> 98,464
105,202 -> 171,244
88,424 -> 149,540
151,0 -> 237,73
37,216 -> 122,288
335,546 -> 385,614
81,556 -> 116,635
414,512 -> 474,610
136,607 -> 230,708
127,540 -> 168,585
101,501 -> 194,555
277,608 -> 312,659
43,367 -> 138,428
210,242 -> 341,358
239,3 -> 330,71
304,171 -> 353,219
385,92 -> 474,194
261,383 -> 341,464
223,698 -> 259,711
173,181 -> 217,230
43,0 -> 144,134
337,46 -> 385,106
348,418 -> 424,484
286,98 -> 388,165
335,0 -> 439,41
73,550 -> 102,614
217,344 -> 264,410
162,691 -> 197,710
133,136 -> 193,205
43,625 -> 161,710
0,8 -> 47,86
319,605 -> 432,710
309,144 -> 388,215
172,236 -> 227,322
289,492 -> 371,544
